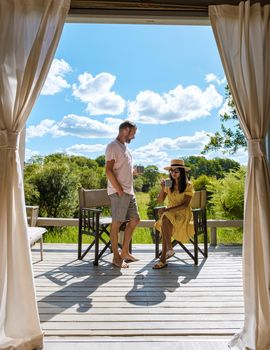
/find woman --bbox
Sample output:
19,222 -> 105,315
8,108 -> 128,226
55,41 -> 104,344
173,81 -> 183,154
153,159 -> 194,269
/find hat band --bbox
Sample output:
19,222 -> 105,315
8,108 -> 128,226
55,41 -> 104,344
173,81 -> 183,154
171,163 -> 185,167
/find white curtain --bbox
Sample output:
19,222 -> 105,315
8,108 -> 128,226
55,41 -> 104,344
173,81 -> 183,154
0,1 -> 70,349
209,2 -> 270,350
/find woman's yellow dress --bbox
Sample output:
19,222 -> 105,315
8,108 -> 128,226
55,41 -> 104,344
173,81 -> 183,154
155,182 -> 195,242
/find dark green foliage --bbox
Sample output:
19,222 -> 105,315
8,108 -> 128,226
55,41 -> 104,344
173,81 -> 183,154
147,184 -> 163,219
24,153 -> 107,218
32,162 -> 78,217
134,176 -> 144,192
184,156 -> 240,179
95,155 -> 106,167
24,181 -> 40,205
141,165 -> 160,192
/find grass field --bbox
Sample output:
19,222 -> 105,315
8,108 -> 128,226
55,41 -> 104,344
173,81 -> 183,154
44,192 -> 243,245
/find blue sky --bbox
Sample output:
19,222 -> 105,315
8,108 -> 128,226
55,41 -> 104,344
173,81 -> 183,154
26,23 -> 247,170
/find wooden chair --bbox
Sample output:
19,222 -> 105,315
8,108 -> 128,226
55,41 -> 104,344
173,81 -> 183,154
154,189 -> 208,265
26,206 -> 46,261
78,188 -> 129,266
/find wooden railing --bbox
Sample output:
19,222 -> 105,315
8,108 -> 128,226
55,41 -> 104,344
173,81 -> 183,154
36,217 -> 243,246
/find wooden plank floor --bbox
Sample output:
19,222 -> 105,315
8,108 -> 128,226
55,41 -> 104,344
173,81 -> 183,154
44,337 -> 232,350
32,243 -> 243,338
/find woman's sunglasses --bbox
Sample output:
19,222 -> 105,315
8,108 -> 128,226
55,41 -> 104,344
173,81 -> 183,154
170,169 -> 180,174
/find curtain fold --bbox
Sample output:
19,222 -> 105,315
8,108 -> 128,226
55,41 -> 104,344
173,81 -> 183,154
209,2 -> 270,349
0,1 -> 70,349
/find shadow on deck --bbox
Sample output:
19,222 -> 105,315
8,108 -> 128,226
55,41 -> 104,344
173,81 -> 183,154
32,244 -> 243,337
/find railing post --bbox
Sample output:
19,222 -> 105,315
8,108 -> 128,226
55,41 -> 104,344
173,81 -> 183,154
210,227 -> 217,246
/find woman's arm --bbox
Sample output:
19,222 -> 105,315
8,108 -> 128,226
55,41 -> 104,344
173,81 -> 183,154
157,179 -> 167,204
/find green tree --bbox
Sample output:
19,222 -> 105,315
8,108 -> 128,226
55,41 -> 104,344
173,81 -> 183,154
192,174 -> 213,191
207,167 -> 246,219
24,182 -> 40,205
95,155 -> 105,167
77,166 -> 106,189
24,153 -> 108,218
202,85 -> 246,154
142,165 -> 160,192
134,176 -> 144,192
184,156 -> 240,179
31,162 -> 78,217
147,184 -> 162,219
24,162 -> 41,204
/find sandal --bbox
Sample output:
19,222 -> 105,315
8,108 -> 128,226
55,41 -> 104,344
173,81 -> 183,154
165,249 -> 175,260
152,260 -> 168,269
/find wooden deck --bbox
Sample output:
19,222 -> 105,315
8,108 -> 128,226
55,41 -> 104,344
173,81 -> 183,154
32,243 -> 243,340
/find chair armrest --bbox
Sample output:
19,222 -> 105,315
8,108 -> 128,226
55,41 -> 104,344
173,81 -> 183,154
191,208 -> 203,213
81,207 -> 102,213
28,227 -> 46,246
153,206 -> 166,220
79,207 -> 103,232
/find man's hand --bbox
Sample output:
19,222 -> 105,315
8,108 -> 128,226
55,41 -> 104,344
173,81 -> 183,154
117,188 -> 124,196
106,159 -> 124,196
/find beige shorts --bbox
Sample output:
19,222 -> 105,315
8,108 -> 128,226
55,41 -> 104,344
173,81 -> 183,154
109,193 -> 140,222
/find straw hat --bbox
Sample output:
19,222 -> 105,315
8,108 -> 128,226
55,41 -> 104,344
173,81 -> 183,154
164,159 -> 190,171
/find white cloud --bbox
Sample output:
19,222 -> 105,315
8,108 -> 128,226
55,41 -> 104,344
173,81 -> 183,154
25,148 -> 39,161
41,58 -> 72,95
26,119 -> 65,139
65,143 -> 106,156
72,72 -> 126,115
26,115 -> 124,140
218,98 -> 234,116
204,147 -> 247,165
127,84 -> 223,124
205,73 -> 226,85
59,115 -> 120,138
131,131 -> 247,169
131,131 -> 211,170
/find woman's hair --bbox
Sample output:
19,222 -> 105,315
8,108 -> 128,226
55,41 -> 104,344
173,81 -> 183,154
169,167 -> 187,193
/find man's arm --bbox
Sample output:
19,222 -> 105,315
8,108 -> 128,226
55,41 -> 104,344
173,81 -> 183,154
105,159 -> 124,196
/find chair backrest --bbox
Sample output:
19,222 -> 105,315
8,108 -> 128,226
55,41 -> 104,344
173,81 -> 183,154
190,189 -> 207,209
78,188 -> 111,208
26,206 -> 39,227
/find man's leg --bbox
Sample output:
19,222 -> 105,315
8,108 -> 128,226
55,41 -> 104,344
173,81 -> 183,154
121,217 -> 140,261
120,194 -> 140,262
110,221 -> 128,268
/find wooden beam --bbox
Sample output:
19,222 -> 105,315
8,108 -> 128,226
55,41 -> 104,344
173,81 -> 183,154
36,217 -> 243,228
69,0 -> 270,20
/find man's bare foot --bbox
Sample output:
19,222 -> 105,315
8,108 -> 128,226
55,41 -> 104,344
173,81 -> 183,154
112,258 -> 129,268
121,253 -> 139,262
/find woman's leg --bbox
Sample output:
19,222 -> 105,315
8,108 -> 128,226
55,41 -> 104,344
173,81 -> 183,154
160,216 -> 173,263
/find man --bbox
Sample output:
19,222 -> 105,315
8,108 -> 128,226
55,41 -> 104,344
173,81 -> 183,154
105,120 -> 140,268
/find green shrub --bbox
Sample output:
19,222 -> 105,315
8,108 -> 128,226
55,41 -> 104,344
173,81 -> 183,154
207,167 -> 246,219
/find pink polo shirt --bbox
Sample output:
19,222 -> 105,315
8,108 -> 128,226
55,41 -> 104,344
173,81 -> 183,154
105,139 -> 134,195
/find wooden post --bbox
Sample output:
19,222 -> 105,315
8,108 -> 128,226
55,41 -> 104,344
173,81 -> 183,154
210,227 -> 217,246
266,126 -> 270,167
26,205 -> 39,227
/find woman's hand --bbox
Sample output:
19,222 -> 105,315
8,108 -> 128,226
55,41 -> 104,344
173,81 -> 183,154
158,207 -> 167,216
161,178 -> 166,190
